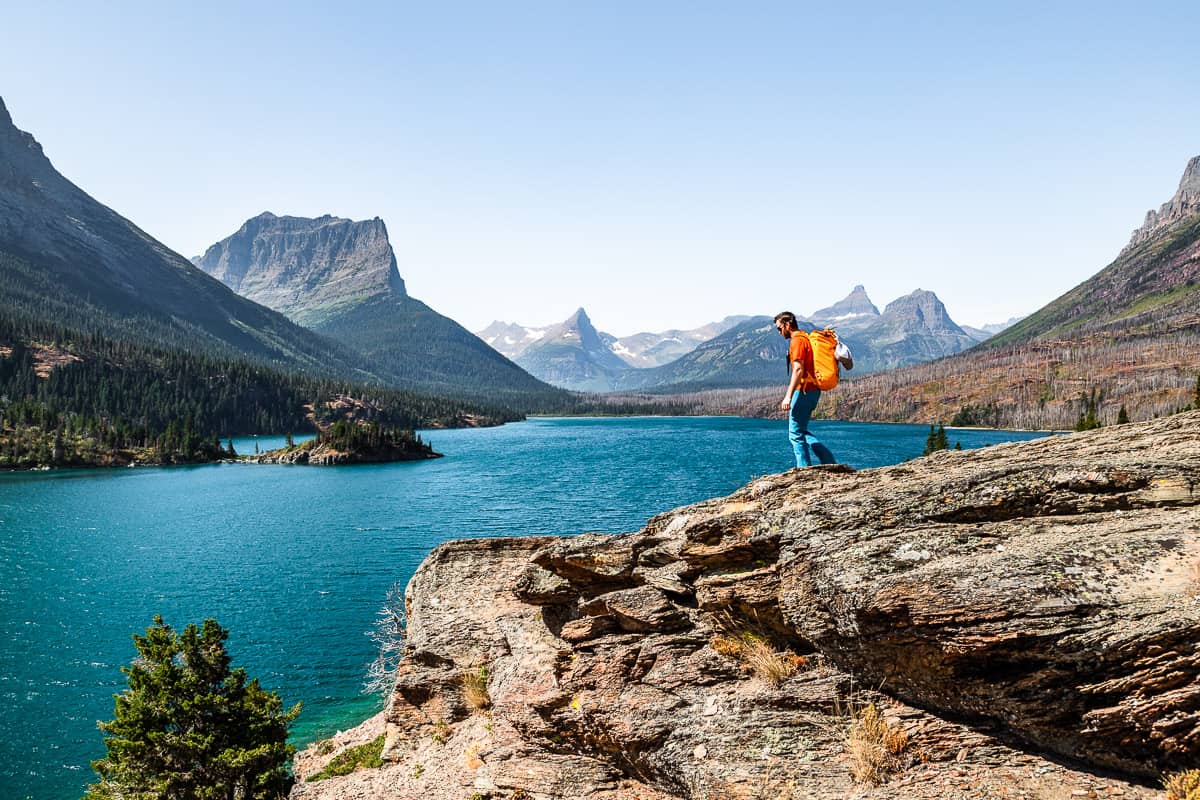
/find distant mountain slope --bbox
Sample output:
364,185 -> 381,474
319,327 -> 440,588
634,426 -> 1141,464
850,289 -> 979,370
196,213 -> 561,401
988,157 -> 1200,348
798,156 -> 1200,429
477,319 -> 553,361
614,289 -> 979,392
961,316 -> 1025,342
608,316 -> 751,368
0,97 -> 365,375
613,316 -> 785,391
476,313 -> 752,389
500,308 -> 632,393
809,284 -> 880,327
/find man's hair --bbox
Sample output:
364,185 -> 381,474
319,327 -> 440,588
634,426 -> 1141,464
774,311 -> 797,326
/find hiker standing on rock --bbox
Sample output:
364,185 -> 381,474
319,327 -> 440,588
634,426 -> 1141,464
776,311 -> 837,468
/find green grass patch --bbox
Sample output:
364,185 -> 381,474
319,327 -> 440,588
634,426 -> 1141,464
1115,281 -> 1200,319
307,734 -> 385,782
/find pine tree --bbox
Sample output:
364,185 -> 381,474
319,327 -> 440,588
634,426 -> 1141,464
1194,374 -> 1200,410
1075,388 -> 1102,431
922,423 -> 950,455
1117,405 -> 1129,424
86,616 -> 300,800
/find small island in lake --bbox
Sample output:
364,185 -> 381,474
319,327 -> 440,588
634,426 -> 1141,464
250,418 -> 440,465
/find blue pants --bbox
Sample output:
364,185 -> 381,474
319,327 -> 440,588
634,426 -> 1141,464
789,389 -> 836,468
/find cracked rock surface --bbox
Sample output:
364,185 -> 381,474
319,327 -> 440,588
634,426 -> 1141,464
292,412 -> 1200,799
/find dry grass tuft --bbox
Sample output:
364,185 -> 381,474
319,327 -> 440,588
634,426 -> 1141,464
461,664 -> 491,710
1189,558 -> 1200,598
1165,769 -> 1200,800
847,703 -> 910,785
711,631 -> 806,686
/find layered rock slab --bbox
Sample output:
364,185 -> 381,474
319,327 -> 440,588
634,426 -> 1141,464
294,412 -> 1199,799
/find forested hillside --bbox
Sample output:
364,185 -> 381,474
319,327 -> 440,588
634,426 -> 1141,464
0,307 -> 522,469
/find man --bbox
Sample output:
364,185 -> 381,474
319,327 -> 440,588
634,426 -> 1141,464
775,311 -> 837,468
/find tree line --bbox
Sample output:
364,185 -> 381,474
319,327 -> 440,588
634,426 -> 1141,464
0,312 -> 523,468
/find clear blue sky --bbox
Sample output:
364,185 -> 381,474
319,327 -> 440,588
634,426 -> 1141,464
3,1 -> 1198,335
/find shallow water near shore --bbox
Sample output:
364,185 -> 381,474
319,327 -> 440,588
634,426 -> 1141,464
0,416 -> 1048,798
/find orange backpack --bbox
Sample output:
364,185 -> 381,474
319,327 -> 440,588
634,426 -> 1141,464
807,328 -> 841,390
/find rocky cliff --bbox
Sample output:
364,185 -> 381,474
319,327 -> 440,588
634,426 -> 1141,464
1125,156 -> 1200,253
196,214 -> 559,400
195,213 -> 407,328
292,412 -> 1199,800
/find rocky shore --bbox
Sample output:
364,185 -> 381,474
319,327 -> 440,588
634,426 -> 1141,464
292,412 -> 1199,799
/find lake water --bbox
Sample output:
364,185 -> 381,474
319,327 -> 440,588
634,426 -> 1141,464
0,417 -> 1048,799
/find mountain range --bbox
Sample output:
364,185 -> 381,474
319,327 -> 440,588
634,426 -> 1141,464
0,98 -> 363,375
0,91 -> 1012,411
0,95 -> 565,461
773,155 -> 1200,428
479,287 -> 1000,392
193,213 -> 557,401
8,88 -> 1188,438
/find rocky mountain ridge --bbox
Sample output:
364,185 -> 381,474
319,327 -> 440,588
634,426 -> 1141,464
805,154 -> 1200,430
292,411 -> 1199,800
0,97 -> 362,373
196,214 -> 560,401
480,288 -> 989,393
608,316 -> 752,368
615,288 -> 983,392
194,213 -> 406,327
809,283 -> 880,325
477,314 -> 751,381
1124,155 -> 1200,252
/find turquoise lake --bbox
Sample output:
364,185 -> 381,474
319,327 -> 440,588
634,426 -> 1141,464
0,416 -> 1049,799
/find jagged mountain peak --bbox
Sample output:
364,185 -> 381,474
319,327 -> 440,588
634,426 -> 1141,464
1125,154 -> 1200,251
881,288 -> 963,332
810,284 -> 880,323
566,307 -> 593,327
1,97 -> 58,185
1176,155 -> 1200,201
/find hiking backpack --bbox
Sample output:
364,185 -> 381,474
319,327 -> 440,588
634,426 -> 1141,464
806,328 -> 852,390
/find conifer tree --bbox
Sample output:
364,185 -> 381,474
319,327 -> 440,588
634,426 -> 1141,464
1075,388 -> 1102,431
1117,405 -> 1129,424
85,616 -> 300,800
923,423 -> 950,455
